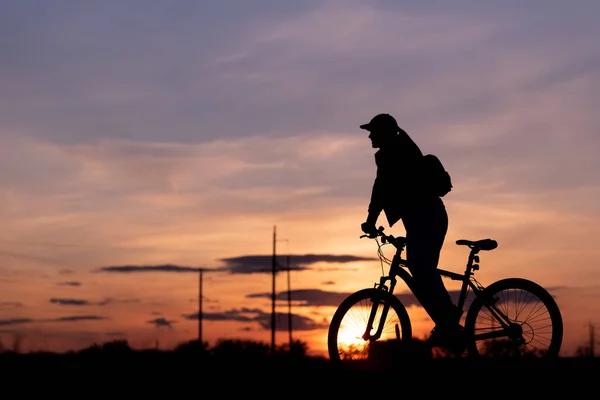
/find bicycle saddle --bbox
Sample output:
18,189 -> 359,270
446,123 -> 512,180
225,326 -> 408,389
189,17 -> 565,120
456,238 -> 498,251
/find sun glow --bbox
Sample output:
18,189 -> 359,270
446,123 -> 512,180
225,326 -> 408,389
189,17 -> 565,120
338,324 -> 368,349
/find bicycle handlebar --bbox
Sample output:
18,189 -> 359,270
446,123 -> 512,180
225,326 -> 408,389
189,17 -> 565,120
360,226 -> 405,247
359,225 -> 385,239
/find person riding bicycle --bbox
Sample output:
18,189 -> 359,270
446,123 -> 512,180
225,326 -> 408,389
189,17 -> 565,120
359,113 -> 465,351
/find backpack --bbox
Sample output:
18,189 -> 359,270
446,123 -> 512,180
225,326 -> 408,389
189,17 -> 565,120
421,154 -> 453,197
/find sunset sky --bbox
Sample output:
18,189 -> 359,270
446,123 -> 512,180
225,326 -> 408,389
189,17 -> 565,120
1,1 -> 599,357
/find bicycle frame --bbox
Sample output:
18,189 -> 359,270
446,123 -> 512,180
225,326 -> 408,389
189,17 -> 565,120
363,232 -> 514,342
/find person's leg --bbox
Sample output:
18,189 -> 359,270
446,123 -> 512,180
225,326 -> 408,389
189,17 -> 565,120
403,199 -> 458,328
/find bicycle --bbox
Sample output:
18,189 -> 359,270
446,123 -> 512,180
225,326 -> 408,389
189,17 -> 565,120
327,226 -> 563,365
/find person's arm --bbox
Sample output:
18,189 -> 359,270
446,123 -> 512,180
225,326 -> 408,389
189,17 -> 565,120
366,174 -> 384,226
362,155 -> 387,234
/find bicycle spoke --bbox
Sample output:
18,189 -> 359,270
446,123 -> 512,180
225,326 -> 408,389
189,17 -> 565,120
465,278 -> 562,358
328,289 -> 412,364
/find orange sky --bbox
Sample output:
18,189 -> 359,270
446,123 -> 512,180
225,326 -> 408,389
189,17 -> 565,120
1,1 -> 600,357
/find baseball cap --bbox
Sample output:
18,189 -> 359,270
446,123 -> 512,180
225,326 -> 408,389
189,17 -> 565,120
359,113 -> 399,132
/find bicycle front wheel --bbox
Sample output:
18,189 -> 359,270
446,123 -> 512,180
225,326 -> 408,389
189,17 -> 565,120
327,288 -> 412,365
464,278 -> 563,358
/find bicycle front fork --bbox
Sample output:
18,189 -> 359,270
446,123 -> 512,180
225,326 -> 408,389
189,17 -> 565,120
361,296 -> 393,342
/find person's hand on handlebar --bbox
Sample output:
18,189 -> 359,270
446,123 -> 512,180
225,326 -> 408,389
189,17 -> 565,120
361,221 -> 378,237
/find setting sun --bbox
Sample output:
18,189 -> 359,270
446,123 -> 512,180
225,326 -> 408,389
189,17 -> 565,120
329,295 -> 407,360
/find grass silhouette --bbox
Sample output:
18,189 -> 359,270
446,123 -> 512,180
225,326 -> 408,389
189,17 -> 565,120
1,337 -> 597,377
0,340 -> 597,397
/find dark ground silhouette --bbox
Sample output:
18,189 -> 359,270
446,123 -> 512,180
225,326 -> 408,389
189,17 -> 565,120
0,338 -> 598,395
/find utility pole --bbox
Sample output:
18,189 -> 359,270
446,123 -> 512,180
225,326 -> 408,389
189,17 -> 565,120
198,269 -> 203,344
286,253 -> 292,345
271,226 -> 276,352
590,322 -> 595,357
271,229 -> 294,351
276,238 -> 293,346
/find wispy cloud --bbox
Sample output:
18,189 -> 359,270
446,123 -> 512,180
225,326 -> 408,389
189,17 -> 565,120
219,254 -> 376,274
97,264 -> 205,273
181,308 -> 328,332
0,318 -> 33,326
53,315 -> 105,323
49,298 -> 139,306
57,281 -> 82,287
50,298 -> 89,306
147,317 -> 174,328
0,315 -> 106,326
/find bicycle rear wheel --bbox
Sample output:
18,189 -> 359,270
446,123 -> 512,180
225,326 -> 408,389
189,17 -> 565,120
327,288 -> 412,366
464,278 -> 563,358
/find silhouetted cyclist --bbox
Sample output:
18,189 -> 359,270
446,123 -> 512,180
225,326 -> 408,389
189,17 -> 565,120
359,113 -> 465,351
